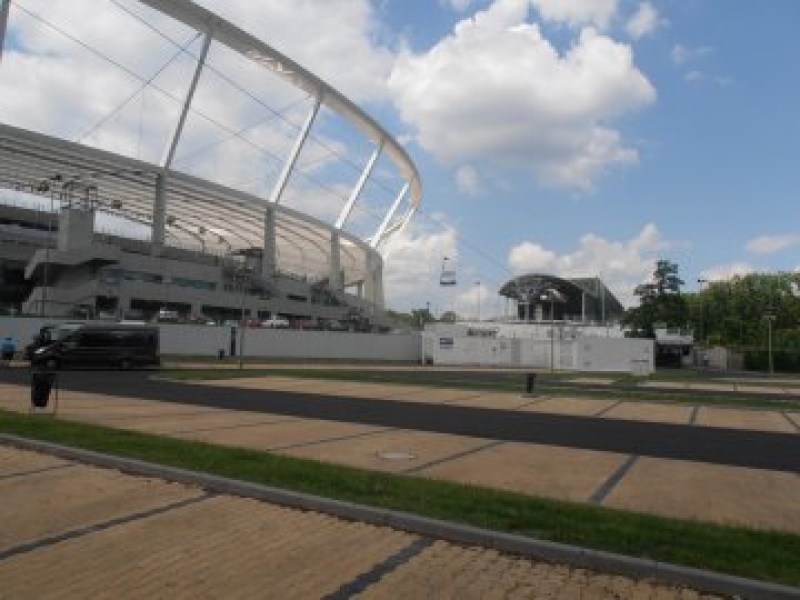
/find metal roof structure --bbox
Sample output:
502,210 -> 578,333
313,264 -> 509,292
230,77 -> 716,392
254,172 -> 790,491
499,273 -> 625,322
0,0 -> 422,289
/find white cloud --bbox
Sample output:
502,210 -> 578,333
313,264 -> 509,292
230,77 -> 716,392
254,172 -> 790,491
626,2 -> 660,39
381,219 -> 459,311
745,234 -> 800,255
507,223 -> 671,306
455,165 -> 481,196
530,0 -> 618,30
441,0 -> 475,12
193,0 -> 394,104
671,44 -> 712,65
0,0 -> 395,142
699,262 -> 755,282
388,2 -> 656,190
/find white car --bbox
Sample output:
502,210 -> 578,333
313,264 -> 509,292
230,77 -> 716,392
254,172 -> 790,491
261,317 -> 290,329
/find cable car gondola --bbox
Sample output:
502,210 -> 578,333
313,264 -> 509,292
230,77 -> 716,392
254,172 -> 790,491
440,256 -> 456,286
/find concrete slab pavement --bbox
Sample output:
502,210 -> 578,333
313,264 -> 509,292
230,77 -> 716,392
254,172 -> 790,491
605,457 -> 800,533
414,441 -> 628,503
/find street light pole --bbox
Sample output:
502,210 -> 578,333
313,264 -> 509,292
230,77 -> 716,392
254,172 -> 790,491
476,281 -> 481,321
697,278 -> 709,346
549,295 -> 555,371
766,313 -> 775,376
238,268 -> 249,370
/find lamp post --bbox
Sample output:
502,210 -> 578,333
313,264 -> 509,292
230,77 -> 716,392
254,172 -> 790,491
40,176 -> 62,317
541,289 -> 558,371
475,281 -> 481,321
697,278 -> 708,346
41,191 -> 53,317
237,267 -> 250,370
765,309 -> 776,376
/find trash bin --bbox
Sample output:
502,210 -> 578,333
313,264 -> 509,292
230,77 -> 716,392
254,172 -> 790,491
525,373 -> 536,395
218,349 -> 225,360
31,371 -> 56,408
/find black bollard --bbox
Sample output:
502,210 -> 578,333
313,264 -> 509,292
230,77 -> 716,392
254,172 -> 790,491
525,373 -> 536,395
31,371 -> 56,408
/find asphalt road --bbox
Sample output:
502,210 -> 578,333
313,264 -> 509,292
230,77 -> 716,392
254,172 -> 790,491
2,368 -> 799,474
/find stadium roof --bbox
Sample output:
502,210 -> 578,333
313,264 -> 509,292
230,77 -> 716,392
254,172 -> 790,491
0,122 -> 369,282
0,0 -> 424,286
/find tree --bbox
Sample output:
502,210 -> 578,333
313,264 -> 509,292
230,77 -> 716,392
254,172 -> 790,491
623,260 -> 687,338
684,272 -> 800,349
439,310 -> 458,323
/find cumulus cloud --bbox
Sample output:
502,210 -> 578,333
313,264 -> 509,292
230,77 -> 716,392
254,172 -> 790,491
698,262 -> 755,283
388,1 -> 656,190
745,234 -> 800,255
193,0 -> 394,104
671,44 -> 712,65
441,0 -> 475,12
626,2 -> 660,39
455,165 -> 481,196
530,0 -> 618,30
381,218 -> 459,311
507,223 -> 671,306
0,0 -> 395,142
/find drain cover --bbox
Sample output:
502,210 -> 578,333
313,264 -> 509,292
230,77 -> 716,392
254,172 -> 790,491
378,451 -> 415,461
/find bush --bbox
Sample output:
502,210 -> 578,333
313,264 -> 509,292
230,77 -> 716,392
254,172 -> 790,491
744,349 -> 800,373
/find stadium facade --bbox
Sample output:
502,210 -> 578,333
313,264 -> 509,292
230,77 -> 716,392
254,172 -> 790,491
0,0 -> 421,330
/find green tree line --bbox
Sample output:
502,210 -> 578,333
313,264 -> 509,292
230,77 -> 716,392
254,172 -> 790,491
624,260 -> 800,371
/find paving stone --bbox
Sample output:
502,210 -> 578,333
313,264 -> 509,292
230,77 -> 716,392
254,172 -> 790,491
603,402 -> 693,424
522,397 -> 618,416
605,456 -> 800,532
281,428 -> 490,473
695,406 -> 797,433
417,441 -> 626,502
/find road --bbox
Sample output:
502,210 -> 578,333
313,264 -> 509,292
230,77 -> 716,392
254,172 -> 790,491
2,367 -> 799,474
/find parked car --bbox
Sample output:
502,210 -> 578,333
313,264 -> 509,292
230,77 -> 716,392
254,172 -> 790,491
188,315 -> 216,325
261,316 -> 290,329
154,308 -> 180,323
295,318 -> 319,330
323,319 -> 350,332
30,323 -> 160,370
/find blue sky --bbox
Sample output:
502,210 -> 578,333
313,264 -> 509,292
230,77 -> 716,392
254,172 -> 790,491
2,0 -> 799,318
374,0 -> 800,314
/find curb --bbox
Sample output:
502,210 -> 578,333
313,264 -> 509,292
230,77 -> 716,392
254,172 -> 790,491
2,434 -> 798,600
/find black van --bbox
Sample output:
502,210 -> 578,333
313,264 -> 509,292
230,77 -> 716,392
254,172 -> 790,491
30,324 -> 160,370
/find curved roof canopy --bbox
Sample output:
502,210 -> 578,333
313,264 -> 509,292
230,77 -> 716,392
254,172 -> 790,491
500,273 -> 625,319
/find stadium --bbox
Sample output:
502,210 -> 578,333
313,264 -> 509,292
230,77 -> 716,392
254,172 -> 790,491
0,0 -> 421,330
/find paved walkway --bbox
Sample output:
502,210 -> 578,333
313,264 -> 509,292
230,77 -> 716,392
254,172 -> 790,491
1,374 -> 799,533
0,444 -> 725,599
2,371 -> 800,597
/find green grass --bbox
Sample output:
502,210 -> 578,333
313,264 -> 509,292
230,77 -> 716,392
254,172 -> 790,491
160,367 -> 800,411
2,409 -> 800,587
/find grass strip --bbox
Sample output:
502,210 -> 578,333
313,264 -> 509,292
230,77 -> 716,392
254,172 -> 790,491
162,367 -> 800,411
2,408 -> 799,587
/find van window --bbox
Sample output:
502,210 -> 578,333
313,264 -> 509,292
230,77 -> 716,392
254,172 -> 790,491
80,332 -> 113,348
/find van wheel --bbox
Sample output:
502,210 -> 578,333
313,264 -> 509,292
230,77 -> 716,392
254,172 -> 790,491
119,358 -> 132,370
44,358 -> 59,370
